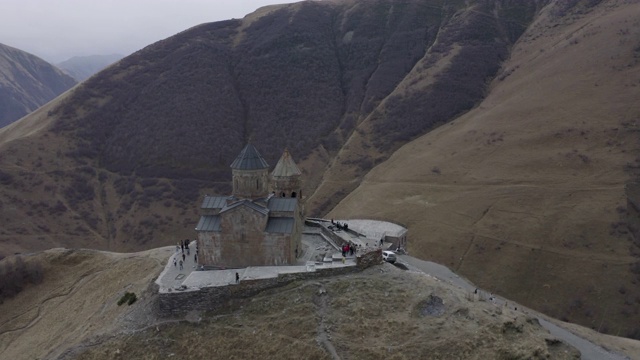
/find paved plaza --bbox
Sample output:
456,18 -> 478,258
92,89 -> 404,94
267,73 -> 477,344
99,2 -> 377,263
156,225 -> 359,293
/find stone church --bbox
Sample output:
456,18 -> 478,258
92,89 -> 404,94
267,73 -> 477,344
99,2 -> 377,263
195,144 -> 304,268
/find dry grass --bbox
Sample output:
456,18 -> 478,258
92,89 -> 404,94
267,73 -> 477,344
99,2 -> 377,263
7,248 -> 640,359
0,247 -> 171,360
74,262 -> 579,360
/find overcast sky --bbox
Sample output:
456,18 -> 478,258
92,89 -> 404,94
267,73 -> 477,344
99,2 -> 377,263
0,0 -> 296,63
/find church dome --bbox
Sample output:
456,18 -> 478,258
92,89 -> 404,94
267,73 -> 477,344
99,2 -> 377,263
230,144 -> 269,170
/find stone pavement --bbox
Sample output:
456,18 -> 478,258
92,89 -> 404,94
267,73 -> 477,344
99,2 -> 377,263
336,219 -> 406,239
156,253 -> 357,293
312,219 -> 392,253
156,246 -> 200,291
155,229 -> 358,293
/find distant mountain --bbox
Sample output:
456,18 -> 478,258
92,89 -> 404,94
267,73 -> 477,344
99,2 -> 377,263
56,54 -> 124,82
0,43 -> 76,128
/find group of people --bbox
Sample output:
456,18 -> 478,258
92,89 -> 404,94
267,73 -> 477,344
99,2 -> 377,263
173,254 -> 183,270
177,239 -> 191,253
174,239 -> 198,271
341,243 -> 355,257
331,219 -> 349,231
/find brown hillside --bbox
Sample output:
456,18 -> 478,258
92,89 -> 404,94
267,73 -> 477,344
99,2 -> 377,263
0,249 -> 587,360
329,0 -> 640,338
0,248 -> 170,360
0,0 -> 547,256
0,43 -> 76,128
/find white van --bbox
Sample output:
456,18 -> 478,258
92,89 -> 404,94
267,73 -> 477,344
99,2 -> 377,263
382,251 -> 397,263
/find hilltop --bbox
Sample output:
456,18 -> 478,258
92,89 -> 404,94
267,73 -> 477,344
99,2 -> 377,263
2,248 -> 640,359
0,43 -> 76,128
0,249 -> 595,359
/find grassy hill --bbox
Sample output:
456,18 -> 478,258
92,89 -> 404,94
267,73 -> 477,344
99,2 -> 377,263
328,0 -> 640,338
0,43 -> 76,128
0,249 -> 169,359
0,0 -> 638,338
2,248 -> 640,359
0,249 -> 586,359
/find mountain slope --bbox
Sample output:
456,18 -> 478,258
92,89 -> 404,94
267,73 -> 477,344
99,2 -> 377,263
329,0 -> 640,338
56,54 -> 124,82
0,0 -> 546,256
0,0 -> 637,336
0,43 -> 76,128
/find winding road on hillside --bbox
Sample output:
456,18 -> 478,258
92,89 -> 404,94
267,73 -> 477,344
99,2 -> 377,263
398,255 -> 631,360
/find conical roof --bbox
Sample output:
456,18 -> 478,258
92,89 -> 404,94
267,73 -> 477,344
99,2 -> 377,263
230,144 -> 269,170
272,149 -> 302,177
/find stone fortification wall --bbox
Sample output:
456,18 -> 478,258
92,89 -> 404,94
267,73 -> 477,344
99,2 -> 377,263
158,249 -> 382,317
357,248 -> 383,269
306,219 -> 361,248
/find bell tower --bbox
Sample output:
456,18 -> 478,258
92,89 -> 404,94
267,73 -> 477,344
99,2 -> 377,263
271,149 -> 302,198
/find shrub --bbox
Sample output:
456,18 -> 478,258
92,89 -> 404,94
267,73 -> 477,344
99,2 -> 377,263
117,291 -> 137,306
0,256 -> 44,303
0,170 -> 14,186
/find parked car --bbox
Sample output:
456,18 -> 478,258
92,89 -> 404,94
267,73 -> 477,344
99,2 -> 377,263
382,250 -> 397,263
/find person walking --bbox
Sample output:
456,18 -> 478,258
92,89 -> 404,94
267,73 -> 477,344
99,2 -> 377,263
235,272 -> 240,284
179,260 -> 183,270
173,257 -> 177,267
182,253 -> 186,262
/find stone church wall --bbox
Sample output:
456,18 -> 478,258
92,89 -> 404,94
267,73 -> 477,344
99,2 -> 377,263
272,175 -> 301,198
198,205 -> 297,268
158,264 -> 357,317
157,250 -> 383,317
232,168 -> 269,198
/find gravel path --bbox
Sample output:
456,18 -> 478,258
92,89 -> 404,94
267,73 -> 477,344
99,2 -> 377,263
398,255 -> 631,360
